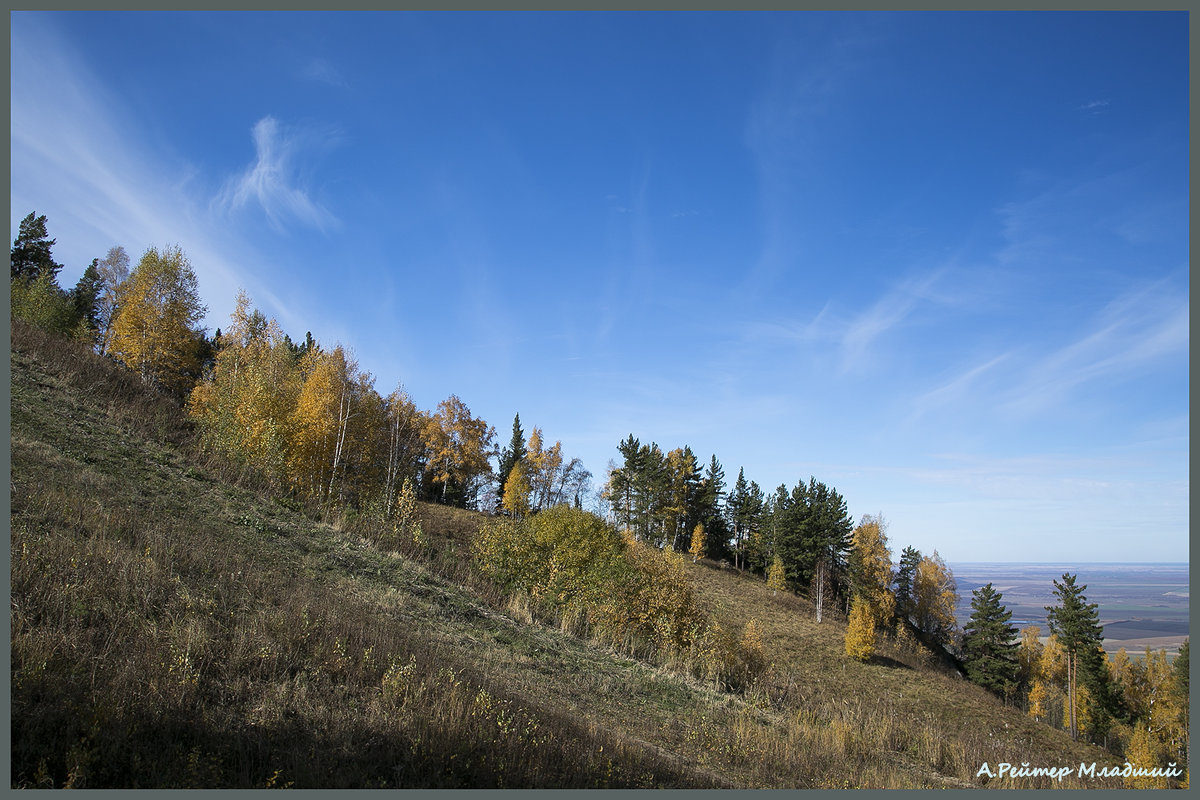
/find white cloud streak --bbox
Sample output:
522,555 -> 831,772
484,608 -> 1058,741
215,117 -> 340,233
302,58 -> 347,88
10,18 -> 315,338
999,279 -> 1188,417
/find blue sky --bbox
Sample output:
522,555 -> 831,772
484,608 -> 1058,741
11,11 -> 1188,562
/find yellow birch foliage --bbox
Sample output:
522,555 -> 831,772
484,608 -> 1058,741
845,596 -> 876,661
187,292 -> 299,486
1017,625 -> 1044,688
740,619 -> 768,683
1125,723 -> 1171,789
108,245 -> 206,396
848,517 -> 895,627
288,346 -> 359,504
689,523 -> 706,562
1027,634 -> 1067,726
502,459 -> 532,517
422,395 -> 496,507
912,551 -> 958,645
766,555 -> 788,594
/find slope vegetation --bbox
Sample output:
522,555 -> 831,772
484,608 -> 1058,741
9,321 -> 1120,788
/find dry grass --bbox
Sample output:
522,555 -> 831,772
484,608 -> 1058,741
10,320 -> 1132,788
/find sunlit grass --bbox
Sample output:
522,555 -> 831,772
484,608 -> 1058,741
10,320 -> 1132,788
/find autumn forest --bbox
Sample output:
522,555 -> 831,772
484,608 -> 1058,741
10,211 -> 1189,787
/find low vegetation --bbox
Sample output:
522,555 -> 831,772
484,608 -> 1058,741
12,319 -> 1152,789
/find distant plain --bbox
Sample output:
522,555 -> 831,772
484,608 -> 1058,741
951,563 -> 1189,657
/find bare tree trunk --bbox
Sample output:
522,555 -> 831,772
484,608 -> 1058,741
1069,651 -> 1078,740
327,381 -> 349,508
815,558 -> 825,624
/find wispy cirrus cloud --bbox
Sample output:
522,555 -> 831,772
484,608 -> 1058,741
215,116 -> 340,233
836,267 -> 955,375
736,265 -> 970,377
905,275 -> 1188,425
999,277 -> 1188,417
302,58 -> 347,88
9,17 -> 321,339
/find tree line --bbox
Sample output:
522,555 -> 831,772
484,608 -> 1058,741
959,574 -> 1188,785
9,212 -> 585,517
13,212 -> 1186,782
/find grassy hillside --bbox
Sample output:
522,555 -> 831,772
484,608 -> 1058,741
10,320 -> 1124,789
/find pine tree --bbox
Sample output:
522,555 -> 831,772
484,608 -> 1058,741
894,545 -> 922,623
1045,573 -> 1107,741
605,434 -> 641,532
10,211 -> 63,281
699,454 -> 730,562
962,583 -> 1020,698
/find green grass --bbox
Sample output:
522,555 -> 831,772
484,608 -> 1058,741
10,320 -> 1130,788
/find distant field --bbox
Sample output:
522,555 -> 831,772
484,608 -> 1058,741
950,562 -> 1189,657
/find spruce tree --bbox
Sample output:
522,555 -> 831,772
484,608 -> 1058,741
962,583 -> 1020,698
496,413 -> 527,506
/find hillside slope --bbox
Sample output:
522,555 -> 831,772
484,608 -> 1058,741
9,321 -> 1121,789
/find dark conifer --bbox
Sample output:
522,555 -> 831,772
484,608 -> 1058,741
894,546 -> 922,623
1045,573 -> 1114,741
11,212 -> 63,281
496,413 -> 527,507
962,583 -> 1020,698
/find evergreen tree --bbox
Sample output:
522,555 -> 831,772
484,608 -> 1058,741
496,413 -> 527,506
698,454 -> 730,562
775,478 -> 853,598
962,583 -> 1020,698
894,545 -> 922,623
1045,573 -> 1112,741
728,467 -> 764,571
10,211 -> 63,281
606,434 -> 642,532
69,260 -> 104,337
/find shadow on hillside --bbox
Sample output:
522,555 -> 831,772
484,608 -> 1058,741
866,654 -> 913,671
